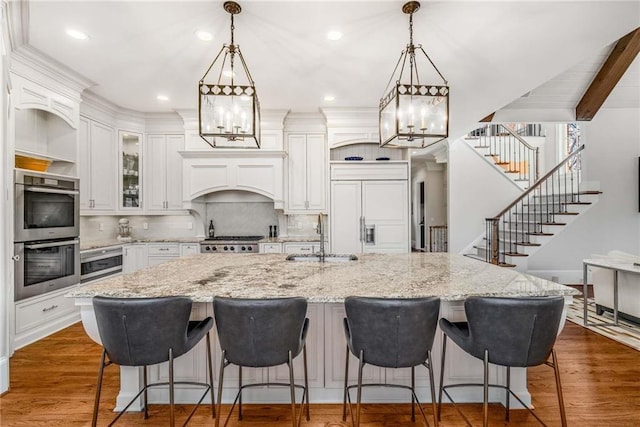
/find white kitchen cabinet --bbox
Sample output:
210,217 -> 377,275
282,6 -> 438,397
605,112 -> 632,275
259,242 -> 282,253
180,243 -> 200,257
283,242 -> 320,254
146,134 -> 184,211
122,244 -> 148,274
14,285 -> 80,350
147,243 -> 180,266
79,117 -> 117,212
287,134 -> 326,212
330,163 -> 409,254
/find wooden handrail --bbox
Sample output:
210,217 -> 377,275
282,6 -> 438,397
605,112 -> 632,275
487,144 -> 584,221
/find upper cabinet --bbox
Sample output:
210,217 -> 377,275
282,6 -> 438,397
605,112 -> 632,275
286,133 -> 326,213
12,75 -> 80,177
146,134 -> 184,211
79,117 -> 117,212
119,131 -> 142,210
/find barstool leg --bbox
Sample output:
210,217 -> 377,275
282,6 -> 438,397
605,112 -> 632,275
215,351 -> 225,427
342,345 -> 350,422
169,348 -> 175,427
206,332 -> 215,419
288,351 -> 297,427
505,366 -> 510,421
551,349 -> 568,427
483,350 -> 489,427
356,350 -> 364,427
437,335 -> 447,421
91,349 -> 107,427
143,365 -> 149,419
303,344 -> 310,421
411,366 -> 416,422
427,351 -> 438,427
238,366 -> 243,421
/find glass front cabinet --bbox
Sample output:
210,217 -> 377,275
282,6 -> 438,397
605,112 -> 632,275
119,131 -> 142,210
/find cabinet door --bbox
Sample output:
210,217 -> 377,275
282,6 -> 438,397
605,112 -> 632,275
361,180 -> 409,253
165,135 -> 184,210
146,134 -> 167,211
89,121 -> 117,211
119,131 -> 142,210
305,134 -> 326,211
287,134 -> 308,211
78,117 -> 92,210
122,244 -> 148,274
180,243 -> 199,257
330,181 -> 362,254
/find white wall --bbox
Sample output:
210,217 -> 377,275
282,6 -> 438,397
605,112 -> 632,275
528,108 -> 640,282
448,139 -> 524,253
1,2 -> 10,393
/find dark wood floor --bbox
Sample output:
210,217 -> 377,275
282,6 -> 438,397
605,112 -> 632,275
2,320 -> 640,426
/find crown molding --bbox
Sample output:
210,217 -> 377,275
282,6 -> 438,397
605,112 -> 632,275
321,107 -> 378,128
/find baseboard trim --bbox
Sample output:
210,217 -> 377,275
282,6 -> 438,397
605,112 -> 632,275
0,356 -> 9,394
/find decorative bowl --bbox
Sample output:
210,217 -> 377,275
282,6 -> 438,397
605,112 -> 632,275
344,156 -> 363,161
15,155 -> 52,172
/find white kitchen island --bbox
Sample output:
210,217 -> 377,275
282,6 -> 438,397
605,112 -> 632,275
69,253 -> 578,411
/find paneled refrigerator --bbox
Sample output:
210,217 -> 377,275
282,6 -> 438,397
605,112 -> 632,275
329,163 -> 409,254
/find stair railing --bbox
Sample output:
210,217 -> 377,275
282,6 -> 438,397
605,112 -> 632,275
429,225 -> 448,252
469,124 -> 540,187
485,144 -> 585,266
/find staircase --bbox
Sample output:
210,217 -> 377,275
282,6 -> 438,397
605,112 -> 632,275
466,123 -> 541,190
465,144 -> 601,269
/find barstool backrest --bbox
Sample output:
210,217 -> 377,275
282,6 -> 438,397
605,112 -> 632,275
344,296 -> 441,368
213,297 -> 308,368
464,296 -> 564,367
93,296 -> 194,366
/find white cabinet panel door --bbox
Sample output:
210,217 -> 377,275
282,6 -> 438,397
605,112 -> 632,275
330,181 -> 362,255
79,117 -> 116,212
146,134 -> 167,211
165,135 -> 185,210
287,134 -> 307,211
362,180 -> 409,253
305,134 -> 326,211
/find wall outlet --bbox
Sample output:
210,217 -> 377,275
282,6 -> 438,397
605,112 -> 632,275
98,223 -> 104,231
143,222 -> 148,230
187,222 -> 193,230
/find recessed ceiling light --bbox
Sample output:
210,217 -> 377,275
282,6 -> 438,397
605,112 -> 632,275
324,95 -> 335,102
412,151 -> 417,154
196,30 -> 213,41
66,28 -> 88,40
157,95 -> 169,101
327,30 -> 342,41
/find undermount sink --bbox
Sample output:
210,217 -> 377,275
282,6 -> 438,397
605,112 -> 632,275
286,254 -> 358,262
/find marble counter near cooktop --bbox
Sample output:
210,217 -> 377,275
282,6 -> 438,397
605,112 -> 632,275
69,252 -> 579,302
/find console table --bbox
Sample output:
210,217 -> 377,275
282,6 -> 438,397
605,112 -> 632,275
583,258 -> 640,327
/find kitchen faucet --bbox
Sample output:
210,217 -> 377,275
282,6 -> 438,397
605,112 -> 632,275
317,213 -> 326,262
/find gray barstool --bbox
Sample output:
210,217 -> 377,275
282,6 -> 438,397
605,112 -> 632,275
213,296 -> 310,427
438,296 -> 567,427
342,296 -> 441,427
91,296 -> 214,427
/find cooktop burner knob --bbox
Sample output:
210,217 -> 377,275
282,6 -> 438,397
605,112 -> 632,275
230,246 -> 235,251
247,246 -> 253,251
212,246 -> 217,251
204,246 -> 210,251
223,246 -> 228,251
241,246 -> 246,251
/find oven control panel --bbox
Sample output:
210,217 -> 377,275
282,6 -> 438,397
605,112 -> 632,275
200,243 -> 259,253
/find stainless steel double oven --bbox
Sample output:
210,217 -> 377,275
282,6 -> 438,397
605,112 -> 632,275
14,170 -> 80,301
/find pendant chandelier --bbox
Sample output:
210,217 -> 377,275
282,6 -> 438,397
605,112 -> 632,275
379,1 -> 449,149
199,1 -> 260,148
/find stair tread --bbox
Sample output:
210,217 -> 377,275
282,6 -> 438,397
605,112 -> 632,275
504,252 -> 528,257
527,232 -> 555,236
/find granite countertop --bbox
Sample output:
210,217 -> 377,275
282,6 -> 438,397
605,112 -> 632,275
68,253 -> 580,303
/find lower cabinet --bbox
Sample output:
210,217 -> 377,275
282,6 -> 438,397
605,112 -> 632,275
14,285 -> 81,350
283,242 -> 320,254
147,243 -> 180,267
259,242 -> 283,253
122,244 -> 148,273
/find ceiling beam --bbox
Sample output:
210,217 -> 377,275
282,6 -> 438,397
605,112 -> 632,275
576,27 -> 640,121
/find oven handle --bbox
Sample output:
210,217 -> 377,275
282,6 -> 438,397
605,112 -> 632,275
25,186 -> 79,195
24,239 -> 80,250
